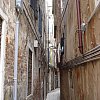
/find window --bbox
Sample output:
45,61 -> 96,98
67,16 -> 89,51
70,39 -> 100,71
30,0 -> 38,19
54,26 -> 57,38
55,71 -> 58,88
60,33 -> 64,55
28,49 -> 32,95
38,7 -> 42,37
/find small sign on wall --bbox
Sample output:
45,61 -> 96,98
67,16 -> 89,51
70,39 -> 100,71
34,40 -> 38,47
95,0 -> 100,7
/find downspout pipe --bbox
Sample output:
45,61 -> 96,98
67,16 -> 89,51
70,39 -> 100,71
13,16 -> 19,100
76,0 -> 83,54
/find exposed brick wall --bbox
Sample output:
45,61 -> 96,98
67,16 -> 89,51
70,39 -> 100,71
0,0 -> 48,99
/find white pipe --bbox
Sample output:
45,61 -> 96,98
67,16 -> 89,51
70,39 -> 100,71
0,20 -> 6,100
13,17 -> 19,100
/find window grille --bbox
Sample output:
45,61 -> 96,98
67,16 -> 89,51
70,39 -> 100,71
28,49 -> 32,95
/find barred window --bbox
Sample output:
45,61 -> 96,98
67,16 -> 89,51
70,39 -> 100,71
28,49 -> 32,95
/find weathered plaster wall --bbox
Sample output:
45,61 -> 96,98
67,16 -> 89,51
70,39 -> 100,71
63,0 -> 100,61
61,60 -> 100,100
60,0 -> 100,100
54,0 -> 61,44
0,0 -> 40,100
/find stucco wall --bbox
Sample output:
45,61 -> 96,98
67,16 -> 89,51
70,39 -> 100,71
62,0 -> 100,61
60,0 -> 100,100
61,60 -> 100,100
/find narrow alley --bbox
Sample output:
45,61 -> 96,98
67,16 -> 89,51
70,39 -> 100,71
0,0 -> 100,100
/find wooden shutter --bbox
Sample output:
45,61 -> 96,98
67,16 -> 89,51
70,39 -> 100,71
30,0 -> 38,19
38,8 -> 42,36
28,49 -> 32,95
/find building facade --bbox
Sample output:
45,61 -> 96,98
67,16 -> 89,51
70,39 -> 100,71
0,0 -> 48,100
48,0 -> 60,91
53,0 -> 100,100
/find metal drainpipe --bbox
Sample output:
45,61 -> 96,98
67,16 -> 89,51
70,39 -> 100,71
47,16 -> 50,93
76,0 -> 83,54
13,16 -> 19,100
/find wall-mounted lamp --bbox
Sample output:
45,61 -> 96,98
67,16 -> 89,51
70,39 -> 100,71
48,45 -> 57,69
81,22 -> 86,32
15,0 -> 23,13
